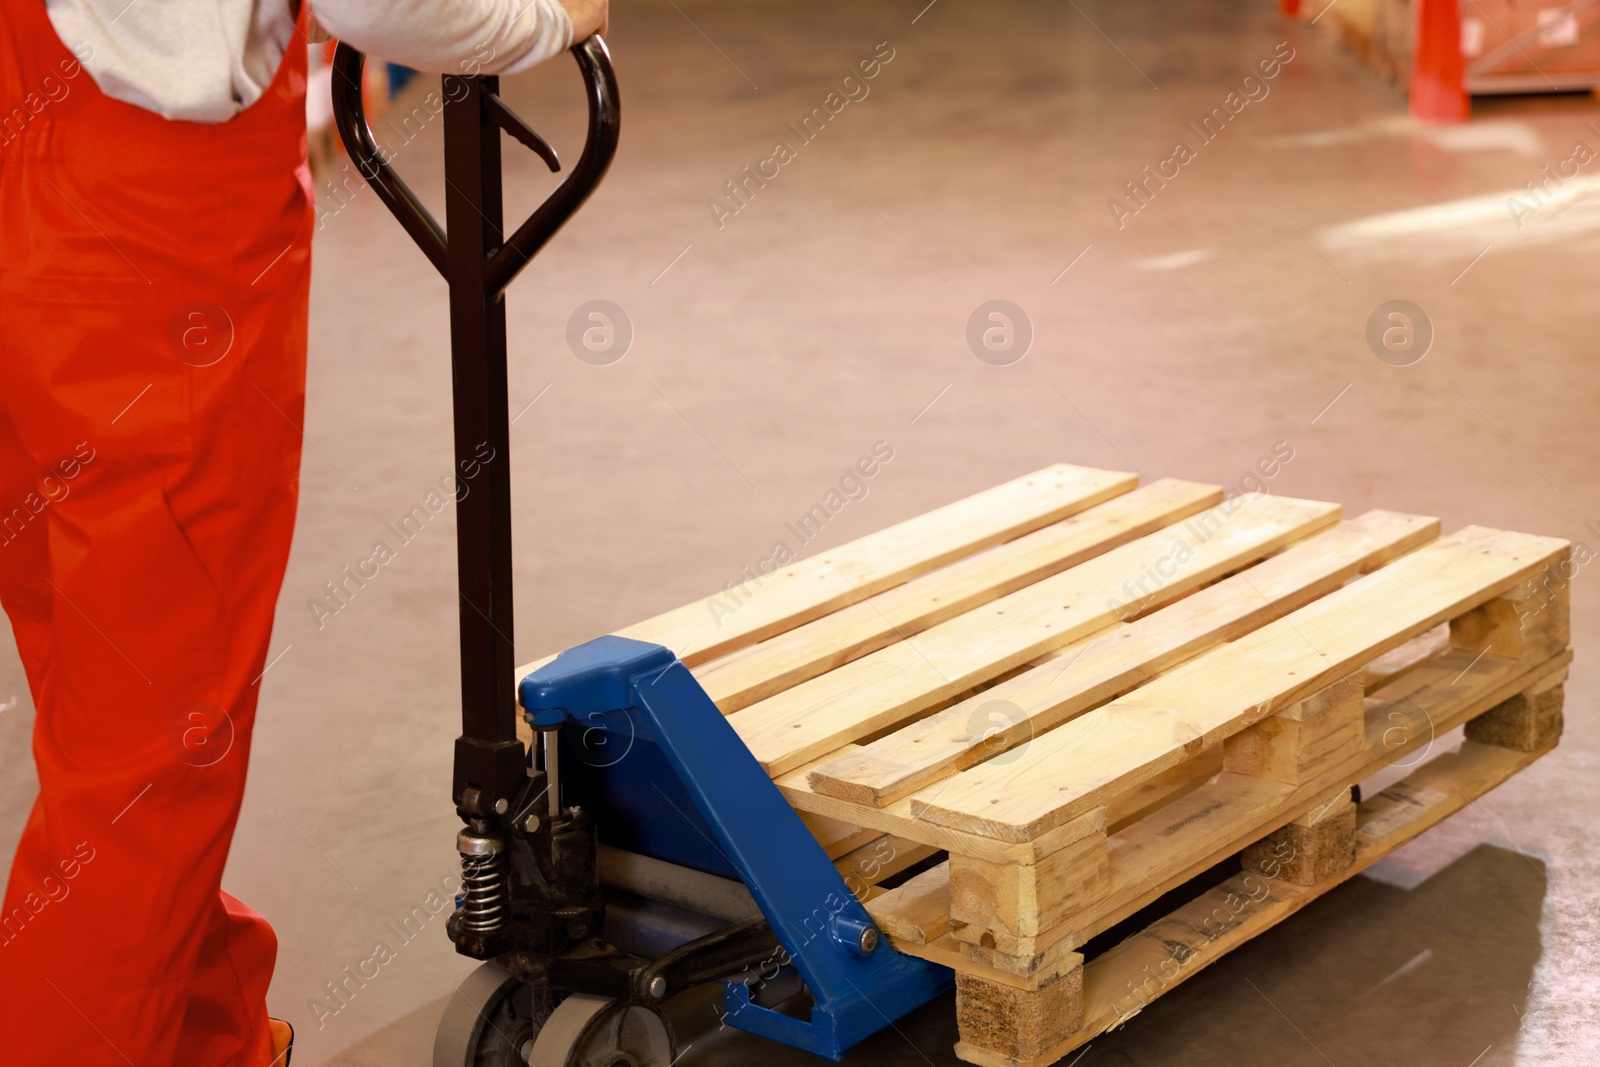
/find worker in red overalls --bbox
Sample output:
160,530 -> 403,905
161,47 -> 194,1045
0,1 -> 605,1063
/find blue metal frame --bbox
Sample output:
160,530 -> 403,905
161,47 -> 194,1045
521,636 -> 952,1061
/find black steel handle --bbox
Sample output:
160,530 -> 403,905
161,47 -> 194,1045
488,36 -> 620,293
330,44 -> 449,275
329,35 -> 621,824
330,35 -> 621,294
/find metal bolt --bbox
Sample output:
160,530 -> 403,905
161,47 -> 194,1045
493,797 -> 509,815
858,927 -> 879,955
647,976 -> 668,999
522,813 -> 541,834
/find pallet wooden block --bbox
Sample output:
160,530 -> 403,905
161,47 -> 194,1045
517,464 -> 1573,1066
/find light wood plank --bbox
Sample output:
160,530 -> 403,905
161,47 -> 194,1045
514,464 -> 1136,685
730,494 -> 1343,776
693,478 -> 1223,712
796,810 -> 880,860
777,751 -> 1108,864
893,931 -> 1080,994
912,526 -> 1569,843
834,833 -> 940,896
1106,747 -> 1224,833
865,864 -> 952,945
1360,623 -> 1448,691
810,510 -> 1438,806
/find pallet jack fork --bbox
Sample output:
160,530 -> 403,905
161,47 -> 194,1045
331,38 -> 950,1065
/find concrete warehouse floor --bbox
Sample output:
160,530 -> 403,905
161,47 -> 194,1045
4,0 -> 1599,1064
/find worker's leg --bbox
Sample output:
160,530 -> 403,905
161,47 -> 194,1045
0,448 -> 303,1064
0,0 -> 312,1059
173,893 -> 280,1066
0,266 -> 308,1066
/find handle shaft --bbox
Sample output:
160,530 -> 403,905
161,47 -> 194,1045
328,37 -> 622,819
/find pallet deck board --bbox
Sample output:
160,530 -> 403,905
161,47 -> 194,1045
910,524 -> 1568,843
728,493 -> 1342,776
808,509 -> 1439,807
693,478 -> 1224,713
515,464 -> 1137,683
777,754 -> 1111,866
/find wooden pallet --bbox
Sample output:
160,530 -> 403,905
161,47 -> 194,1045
517,464 -> 1572,1065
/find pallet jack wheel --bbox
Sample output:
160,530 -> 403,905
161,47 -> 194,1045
527,993 -> 675,1067
434,962 -> 565,1067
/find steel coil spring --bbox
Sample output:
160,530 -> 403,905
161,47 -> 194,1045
458,831 -> 508,935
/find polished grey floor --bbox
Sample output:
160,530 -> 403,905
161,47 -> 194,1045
4,1 -> 1598,1064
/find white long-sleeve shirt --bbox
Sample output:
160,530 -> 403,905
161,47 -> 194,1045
45,0 -> 576,124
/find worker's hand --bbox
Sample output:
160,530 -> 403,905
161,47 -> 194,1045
561,0 -> 609,42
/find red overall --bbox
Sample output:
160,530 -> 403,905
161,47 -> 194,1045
0,2 -> 311,1063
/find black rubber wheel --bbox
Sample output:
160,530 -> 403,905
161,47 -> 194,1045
434,962 -> 566,1067
529,994 -> 675,1067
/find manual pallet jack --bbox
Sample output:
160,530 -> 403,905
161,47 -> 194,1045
331,37 -> 952,1066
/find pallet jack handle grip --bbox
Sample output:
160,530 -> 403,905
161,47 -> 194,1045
489,36 -> 620,295
330,36 -> 621,294
330,44 -> 449,275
